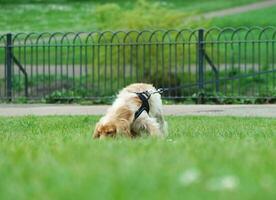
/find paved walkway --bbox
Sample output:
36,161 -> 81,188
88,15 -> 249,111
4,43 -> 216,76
203,0 -> 276,19
0,104 -> 275,117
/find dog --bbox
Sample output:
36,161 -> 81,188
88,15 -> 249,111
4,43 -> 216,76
93,83 -> 167,139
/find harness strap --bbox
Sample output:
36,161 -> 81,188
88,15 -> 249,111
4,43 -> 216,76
133,88 -> 167,121
134,92 -> 151,120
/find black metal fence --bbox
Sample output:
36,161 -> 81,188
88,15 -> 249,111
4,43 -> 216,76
0,27 -> 276,102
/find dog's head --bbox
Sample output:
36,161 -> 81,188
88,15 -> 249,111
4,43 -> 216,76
93,122 -> 117,139
93,106 -> 133,139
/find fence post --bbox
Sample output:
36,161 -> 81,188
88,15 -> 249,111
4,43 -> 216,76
197,29 -> 204,103
5,33 -> 12,101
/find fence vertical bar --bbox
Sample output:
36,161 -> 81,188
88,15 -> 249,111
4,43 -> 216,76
197,29 -> 204,103
5,33 -> 12,101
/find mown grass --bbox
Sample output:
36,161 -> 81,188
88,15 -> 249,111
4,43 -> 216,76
0,115 -> 275,199
210,5 -> 276,27
175,0 -> 259,13
0,0 -> 261,32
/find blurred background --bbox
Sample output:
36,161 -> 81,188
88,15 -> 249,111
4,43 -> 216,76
1,0 -> 275,32
0,0 -> 275,103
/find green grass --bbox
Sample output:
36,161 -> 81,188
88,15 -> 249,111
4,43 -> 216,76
210,5 -> 276,27
0,3 -> 96,32
0,115 -> 275,199
175,0 -> 259,13
0,0 -> 261,32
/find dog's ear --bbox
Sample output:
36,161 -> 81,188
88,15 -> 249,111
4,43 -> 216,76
92,123 -> 101,139
93,122 -> 117,139
102,122 -> 117,137
93,131 -> 100,139
116,119 -> 132,137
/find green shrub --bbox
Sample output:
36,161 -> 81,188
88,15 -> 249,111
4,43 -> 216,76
94,0 -> 209,30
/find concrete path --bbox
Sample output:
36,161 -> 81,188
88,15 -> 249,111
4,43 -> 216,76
203,0 -> 276,19
0,104 -> 276,117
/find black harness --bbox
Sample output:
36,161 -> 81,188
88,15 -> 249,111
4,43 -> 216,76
134,88 -> 167,121
134,91 -> 151,120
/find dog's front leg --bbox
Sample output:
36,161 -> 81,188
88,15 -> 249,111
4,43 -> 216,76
146,118 -> 163,138
135,114 -> 163,137
118,128 -> 132,138
117,119 -> 133,138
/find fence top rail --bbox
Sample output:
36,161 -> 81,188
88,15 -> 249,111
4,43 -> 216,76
1,27 -> 276,46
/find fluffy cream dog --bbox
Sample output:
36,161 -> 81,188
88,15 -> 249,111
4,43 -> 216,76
93,83 -> 167,139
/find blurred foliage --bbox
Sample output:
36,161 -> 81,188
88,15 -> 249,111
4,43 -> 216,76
94,0 -> 208,30
0,0 -> 102,3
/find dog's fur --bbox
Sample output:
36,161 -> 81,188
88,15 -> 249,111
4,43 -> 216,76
93,83 -> 167,139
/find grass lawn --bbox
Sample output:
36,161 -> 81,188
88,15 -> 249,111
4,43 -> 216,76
175,0 -> 259,13
210,5 -> 276,27
0,115 -> 275,199
0,0 -> 260,32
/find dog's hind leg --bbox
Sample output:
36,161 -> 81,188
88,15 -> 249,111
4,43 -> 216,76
146,118 -> 163,137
